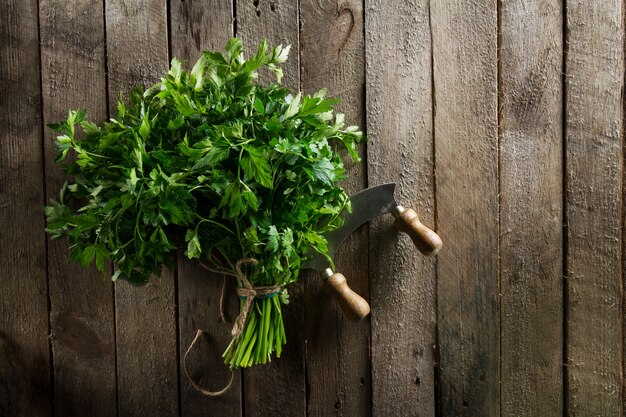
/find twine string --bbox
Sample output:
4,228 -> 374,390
183,258 -> 283,396
199,258 -> 282,337
183,329 -> 234,397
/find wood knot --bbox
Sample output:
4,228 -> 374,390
329,7 -> 355,55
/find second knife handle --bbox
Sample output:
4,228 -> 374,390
322,272 -> 370,322
394,208 -> 443,256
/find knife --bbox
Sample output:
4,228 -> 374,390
302,183 -> 442,321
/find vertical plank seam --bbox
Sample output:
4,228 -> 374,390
101,2 -> 120,416
561,0 -> 569,415
426,0 -> 441,415
164,2 -> 183,415
233,0 -> 238,36
304,341 -> 310,417
297,1 -> 310,415
360,0 -> 369,189
173,252 -> 182,414
103,0 -> 110,122
36,0 -> 55,414
359,2 -> 372,414
296,0 -> 302,95
618,1 -> 626,417
335,292 -> 343,411
111,277 -> 118,417
173,241 -> 182,417
231,4 -> 244,416
297,0 -> 304,94
496,0 -> 503,416
166,0 -> 173,65
295,2 -> 307,415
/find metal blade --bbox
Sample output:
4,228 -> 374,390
302,183 -> 397,272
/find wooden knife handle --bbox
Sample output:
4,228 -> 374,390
394,207 -> 443,256
322,272 -> 370,322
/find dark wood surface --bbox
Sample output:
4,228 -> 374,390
364,0 -> 437,415
565,1 -> 624,415
39,0 -> 117,416
1,1 -> 626,416
105,1 -> 179,416
300,1 -> 371,416
431,1 -> 500,415
0,1 -> 51,416
499,0 -> 563,415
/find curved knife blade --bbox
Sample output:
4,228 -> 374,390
302,183 -> 397,272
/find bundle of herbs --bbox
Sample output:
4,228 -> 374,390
44,38 -> 363,368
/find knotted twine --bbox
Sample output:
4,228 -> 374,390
183,258 -> 284,396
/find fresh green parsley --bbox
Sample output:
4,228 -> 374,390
45,38 -> 363,367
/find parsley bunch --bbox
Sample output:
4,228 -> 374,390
45,38 -> 362,368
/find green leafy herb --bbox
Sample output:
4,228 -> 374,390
45,38 -> 363,368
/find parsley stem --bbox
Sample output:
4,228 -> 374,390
197,217 -> 235,236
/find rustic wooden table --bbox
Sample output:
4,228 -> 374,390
1,0 -> 623,416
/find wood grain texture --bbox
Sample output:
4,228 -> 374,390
300,1 -> 371,416
169,2 -> 241,415
7,4 -> 626,415
237,0 -> 300,90
244,282 -> 307,417
105,1 -> 179,416
169,0 -> 232,65
177,260 -> 241,416
235,2 -> 306,414
499,1 -> 563,416
364,0 -> 437,415
113,278 -> 178,417
565,1 -> 624,415
39,1 -> 117,415
0,1 -> 51,416
430,0 -> 500,415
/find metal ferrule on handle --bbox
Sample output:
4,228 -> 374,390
321,269 -> 370,322
392,206 -> 443,256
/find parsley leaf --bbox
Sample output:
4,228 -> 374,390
45,38 -> 364,368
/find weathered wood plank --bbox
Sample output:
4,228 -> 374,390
105,1 -> 179,415
237,0 -> 300,92
177,259 -> 242,416
565,1 -> 624,415
39,0 -> 117,415
499,1 -> 563,416
170,0 -> 232,66
364,0 -> 436,415
235,2 -> 306,416
300,1 -> 371,415
113,277 -> 178,417
0,1 -> 52,416
430,0 -> 499,415
169,2 -> 241,415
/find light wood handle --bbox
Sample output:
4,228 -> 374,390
322,272 -> 370,322
394,208 -> 443,256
